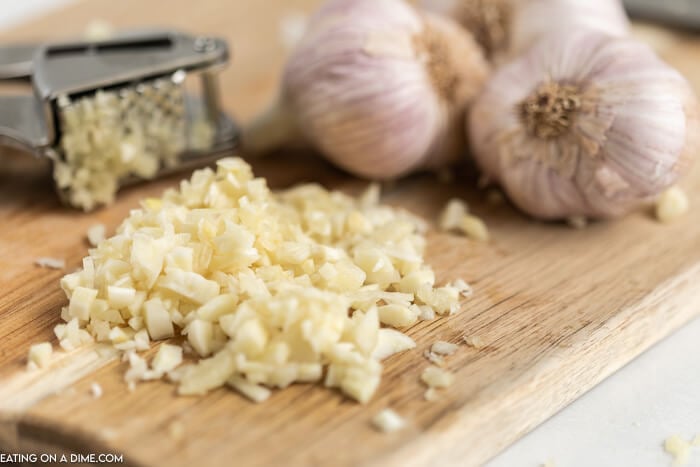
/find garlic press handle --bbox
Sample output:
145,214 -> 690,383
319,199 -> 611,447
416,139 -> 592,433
0,30 -> 181,80
0,45 -> 47,152
0,44 -> 36,79
0,95 -> 48,153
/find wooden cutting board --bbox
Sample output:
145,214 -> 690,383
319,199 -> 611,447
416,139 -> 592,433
1,2 -> 700,466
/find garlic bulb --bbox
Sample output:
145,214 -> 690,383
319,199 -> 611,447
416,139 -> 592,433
468,30 -> 698,220
420,0 -> 629,59
243,0 -> 489,180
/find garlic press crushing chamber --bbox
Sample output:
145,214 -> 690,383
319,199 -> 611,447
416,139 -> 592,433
0,30 -> 238,210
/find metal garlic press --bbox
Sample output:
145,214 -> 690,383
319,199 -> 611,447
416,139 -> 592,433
0,30 -> 238,210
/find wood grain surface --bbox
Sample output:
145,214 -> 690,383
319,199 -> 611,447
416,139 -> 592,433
1,1 -> 700,466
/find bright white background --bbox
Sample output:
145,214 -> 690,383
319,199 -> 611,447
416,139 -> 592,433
2,2 -> 699,466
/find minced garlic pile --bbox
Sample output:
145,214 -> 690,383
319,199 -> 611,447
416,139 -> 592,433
54,158 -> 465,403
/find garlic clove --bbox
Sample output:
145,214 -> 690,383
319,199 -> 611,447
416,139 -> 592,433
468,30 -> 698,220
242,0 -> 489,180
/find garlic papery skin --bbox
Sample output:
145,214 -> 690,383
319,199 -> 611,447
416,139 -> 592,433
419,0 -> 510,58
242,0 -> 489,180
468,30 -> 698,220
420,0 -> 629,60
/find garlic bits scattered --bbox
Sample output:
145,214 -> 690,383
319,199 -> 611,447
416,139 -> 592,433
27,342 -> 53,370
34,257 -> 66,270
54,158 -> 465,404
664,435 -> 694,466
243,0 -> 489,180
656,186 -> 689,223
372,409 -> 406,433
420,0 -> 628,59
468,30 -> 699,220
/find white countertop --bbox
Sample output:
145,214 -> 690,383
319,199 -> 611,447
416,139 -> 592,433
2,2 -> 699,466
489,317 -> 700,467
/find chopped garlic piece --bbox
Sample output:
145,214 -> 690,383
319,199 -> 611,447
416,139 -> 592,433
397,270 -> 435,294
232,319 -> 268,357
157,269 -> 220,305
360,183 -> 381,207
35,257 -> 65,270
84,19 -> 114,40
439,198 -> 468,231
27,342 -> 52,369
143,299 -> 174,340
109,326 -> 131,345
87,223 -> 106,246
464,335 -> 486,349
90,382 -> 103,399
124,351 -> 148,386
656,186 -> 689,223
450,278 -> 473,298
371,409 -> 406,433
418,305 -> 435,321
187,319 -> 214,357
423,350 -> 444,366
426,286 -> 461,315
55,317 -> 93,351
152,344 -> 183,374
431,341 -> 458,356
424,388 -> 439,401
197,294 -> 238,321
178,350 -> 236,396
134,329 -> 150,351
68,287 -> 97,321
107,286 -> 136,309
458,214 -> 489,241
665,435 -> 692,466
421,366 -> 454,389
377,304 -> 419,327
227,376 -> 272,403
371,329 -> 416,360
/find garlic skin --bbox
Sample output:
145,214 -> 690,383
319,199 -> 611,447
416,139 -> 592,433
468,30 -> 698,220
418,0 -> 510,58
243,0 -> 489,180
420,0 -> 629,59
